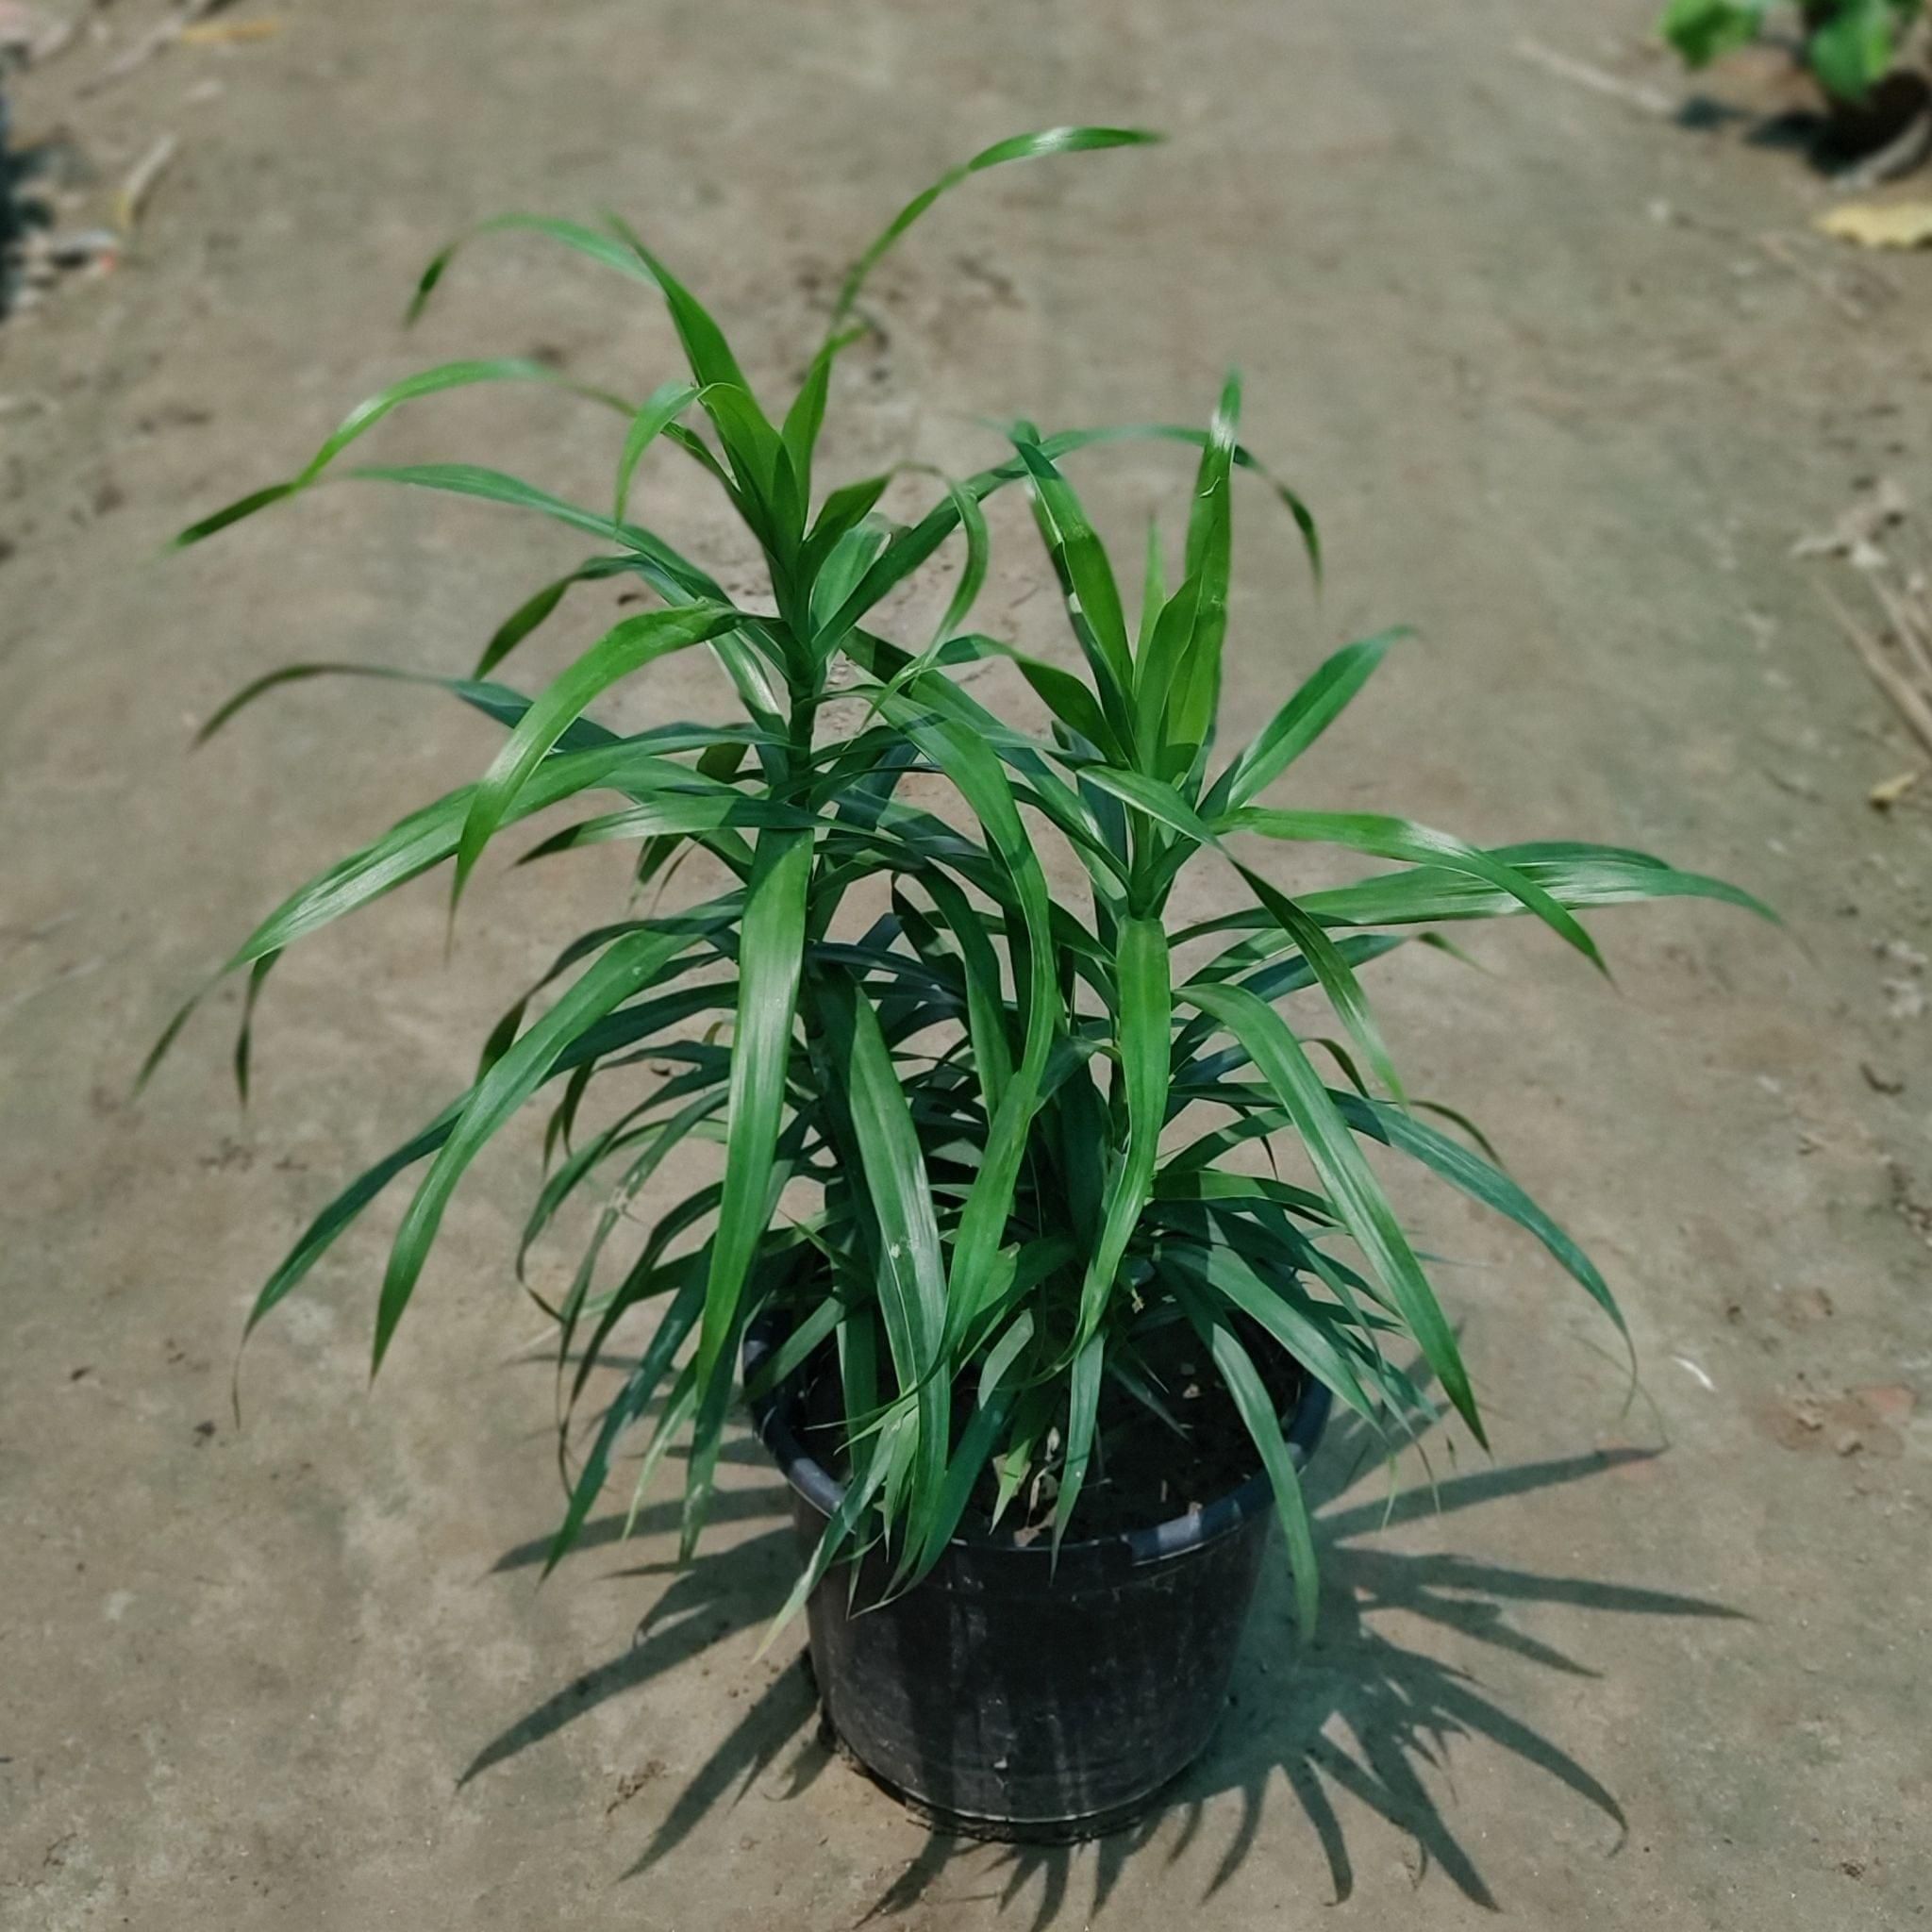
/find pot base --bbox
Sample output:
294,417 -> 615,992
802,1652 -> 1191,1844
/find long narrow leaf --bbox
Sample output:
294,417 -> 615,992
452,602 -> 740,903
1180,979 -> 1483,1443
375,919 -> 726,1369
1208,627 -> 1410,815
1221,808 -> 1609,972
685,828 -> 814,1547
829,127 -> 1158,328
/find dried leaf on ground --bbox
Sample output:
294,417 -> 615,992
1815,201 -> 1932,250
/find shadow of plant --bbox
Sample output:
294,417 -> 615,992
470,1406 -> 1740,1919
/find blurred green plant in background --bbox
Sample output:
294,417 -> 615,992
1661,0 -> 1924,104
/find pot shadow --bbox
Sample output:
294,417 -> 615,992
466,1410 -> 1740,1919
1675,65 -> 1932,175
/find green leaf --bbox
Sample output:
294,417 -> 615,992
345,462 -> 732,603
1074,917 -> 1170,1341
242,1106 -> 459,1337
1049,1330 -> 1106,1556
914,631 -> 1120,761
925,475 -> 991,650
1168,1239 -> 1374,1421
1179,978 -> 1483,1444
1807,0 -> 1900,100
544,1270 -> 706,1574
452,602 -> 741,905
407,213 -> 658,324
781,326 -> 865,509
1336,1091 -> 1625,1340
1185,1293 -> 1321,1636
829,126 -> 1160,328
1235,862 -> 1406,1106
614,380 -> 701,525
1042,419 -> 1320,582
809,467 -> 889,558
1132,571 -> 1206,772
916,873 -> 1014,1114
1169,373 -> 1240,761
1657,0 -> 1769,68
621,1365 -> 700,1538
171,358 -> 629,549
516,791 -> 811,862
1221,808 -> 1608,972
475,558 -> 628,679
817,970 -> 950,1562
599,218 -> 795,546
1009,437 -> 1134,727
602,215 -> 756,397
375,918 -> 726,1370
1296,841 -> 1775,930
762,1411 -> 908,1647
1078,765 -> 1220,849
686,829 -> 814,1536
871,695 -> 1064,1336
1208,627 -> 1410,815
192,659 -> 563,748
226,736 -> 743,958
913,1371 -> 1020,1572
1661,0 -> 1769,66
1137,516 -> 1166,656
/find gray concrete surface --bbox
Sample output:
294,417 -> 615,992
2,0 -> 1928,1924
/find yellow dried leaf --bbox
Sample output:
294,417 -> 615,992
1815,201 -> 1932,250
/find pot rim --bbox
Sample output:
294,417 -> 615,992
743,1320 -> 1332,1567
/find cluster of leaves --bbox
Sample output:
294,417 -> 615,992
1660,0 -> 1924,103
152,129 -> 1766,1637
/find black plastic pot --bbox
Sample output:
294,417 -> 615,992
745,1329 -> 1331,1841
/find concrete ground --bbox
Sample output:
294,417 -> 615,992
3,0 -> 1929,1925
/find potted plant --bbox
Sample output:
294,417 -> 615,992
150,129 -> 1768,1842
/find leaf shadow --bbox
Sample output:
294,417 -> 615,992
858,1414 -> 1742,1923
465,1413 -> 1740,1921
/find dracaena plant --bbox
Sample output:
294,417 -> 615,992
151,128 -> 1767,1639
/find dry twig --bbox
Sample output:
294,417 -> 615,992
1513,38 -> 1676,117
1818,583 -> 1932,758
114,129 -> 176,234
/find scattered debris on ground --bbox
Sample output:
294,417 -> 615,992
1794,475 -> 1909,568
3,2 -> 280,319
1765,1375 -> 1919,1457
1651,198 -> 1897,325
1791,477 -> 1932,806
1819,569 -> 1932,761
81,0 -> 259,94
